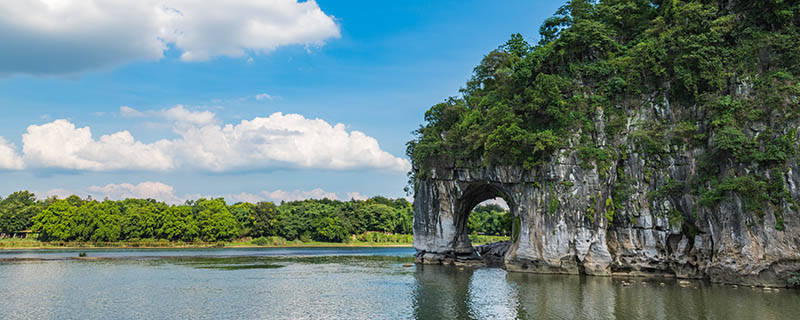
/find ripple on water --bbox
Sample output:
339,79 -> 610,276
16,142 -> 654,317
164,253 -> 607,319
1,249 -> 799,320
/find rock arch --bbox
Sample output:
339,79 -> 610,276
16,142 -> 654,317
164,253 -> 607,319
412,166 -> 537,267
412,162 -> 688,277
412,154 -> 800,287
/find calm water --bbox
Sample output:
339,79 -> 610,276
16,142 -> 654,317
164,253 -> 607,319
0,247 -> 798,319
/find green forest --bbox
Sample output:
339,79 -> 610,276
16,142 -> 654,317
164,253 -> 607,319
0,191 -> 510,244
407,0 -> 800,226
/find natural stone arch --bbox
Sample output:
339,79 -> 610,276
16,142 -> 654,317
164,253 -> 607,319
450,182 -> 516,254
413,166 -> 526,265
413,155 -> 800,287
412,163 -> 617,273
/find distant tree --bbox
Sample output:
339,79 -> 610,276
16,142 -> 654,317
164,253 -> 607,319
468,204 -> 511,236
91,201 -> 122,242
0,191 -> 40,234
32,200 -> 78,241
228,202 -> 255,235
251,201 -> 278,237
194,198 -> 239,241
158,205 -> 199,241
314,215 -> 348,242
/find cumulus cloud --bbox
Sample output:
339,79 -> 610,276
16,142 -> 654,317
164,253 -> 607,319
0,0 -> 340,76
19,107 -> 410,173
263,188 -> 339,202
222,188 -> 368,203
346,192 -> 369,201
0,137 -> 25,170
44,182 -> 365,205
88,181 -> 184,204
120,105 -> 215,125
166,112 -> 410,172
159,105 -> 217,126
42,188 -> 76,200
22,119 -> 174,171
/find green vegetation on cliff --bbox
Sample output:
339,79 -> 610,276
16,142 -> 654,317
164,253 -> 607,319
407,0 -> 800,226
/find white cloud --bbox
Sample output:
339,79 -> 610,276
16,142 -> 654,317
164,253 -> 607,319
346,192 -> 369,201
225,192 -> 267,204
166,112 -> 410,172
159,105 -> 216,125
480,198 -> 509,210
43,182 -> 366,205
88,181 -> 185,204
0,0 -> 340,76
0,137 -> 25,170
43,188 -> 77,200
120,106 -> 145,117
262,188 -> 339,202
221,188 -> 351,203
22,119 -> 174,171
255,93 -> 273,101
121,105 -> 216,125
18,108 -> 410,173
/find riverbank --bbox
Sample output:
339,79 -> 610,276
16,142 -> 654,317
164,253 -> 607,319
0,235 -> 510,250
0,239 -> 411,250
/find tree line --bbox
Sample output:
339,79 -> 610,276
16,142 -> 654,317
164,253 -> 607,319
0,191 -> 414,243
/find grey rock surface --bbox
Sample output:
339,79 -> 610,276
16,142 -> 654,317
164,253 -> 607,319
412,99 -> 800,287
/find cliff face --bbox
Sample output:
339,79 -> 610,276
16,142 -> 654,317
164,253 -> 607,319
413,95 -> 800,287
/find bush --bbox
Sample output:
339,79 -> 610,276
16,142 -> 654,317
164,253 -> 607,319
251,236 -> 288,246
251,237 -> 270,246
354,232 -> 412,243
789,272 -> 800,287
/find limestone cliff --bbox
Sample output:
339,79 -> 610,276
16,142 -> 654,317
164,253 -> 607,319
408,0 -> 800,288
412,94 -> 800,287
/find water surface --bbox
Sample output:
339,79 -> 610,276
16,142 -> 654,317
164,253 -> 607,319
0,247 -> 797,319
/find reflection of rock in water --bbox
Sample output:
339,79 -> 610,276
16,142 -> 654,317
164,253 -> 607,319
412,265 -> 524,319
506,272 -> 800,319
507,272 -> 615,319
412,264 -> 472,320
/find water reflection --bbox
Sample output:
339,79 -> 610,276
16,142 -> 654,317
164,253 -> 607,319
412,265 -> 473,319
1,249 -> 798,320
412,265 -> 800,320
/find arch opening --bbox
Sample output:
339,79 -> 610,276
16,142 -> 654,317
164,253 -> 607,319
467,198 -> 511,240
452,183 -> 516,260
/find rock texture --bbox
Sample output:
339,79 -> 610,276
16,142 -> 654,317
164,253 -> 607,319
413,99 -> 800,287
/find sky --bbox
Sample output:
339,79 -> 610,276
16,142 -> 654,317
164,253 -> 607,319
0,0 -> 563,204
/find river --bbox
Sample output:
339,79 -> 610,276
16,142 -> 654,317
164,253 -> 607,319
0,247 -> 797,319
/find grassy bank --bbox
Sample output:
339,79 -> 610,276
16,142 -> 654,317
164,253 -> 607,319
0,238 -> 411,249
0,234 -> 510,250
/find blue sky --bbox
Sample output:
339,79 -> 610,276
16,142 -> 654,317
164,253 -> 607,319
0,0 -> 563,203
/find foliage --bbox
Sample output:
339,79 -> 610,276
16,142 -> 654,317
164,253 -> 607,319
0,191 -> 41,234
789,272 -> 800,287
6,190 -> 416,244
469,234 -> 511,245
468,204 -> 512,236
355,232 -> 413,243
407,0 -> 800,230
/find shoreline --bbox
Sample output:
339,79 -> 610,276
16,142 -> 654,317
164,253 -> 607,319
0,243 -> 415,250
